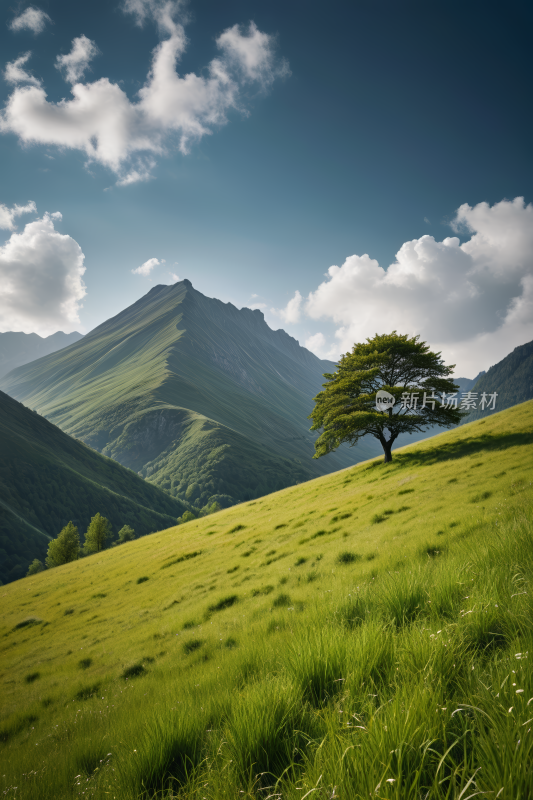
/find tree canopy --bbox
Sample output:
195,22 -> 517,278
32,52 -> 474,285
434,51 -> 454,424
45,522 -> 80,568
116,525 -> 136,544
84,513 -> 112,554
309,332 -> 466,462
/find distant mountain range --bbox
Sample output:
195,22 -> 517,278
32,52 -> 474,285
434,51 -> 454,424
0,280 -> 373,511
0,389 -> 187,585
0,330 -> 83,380
461,340 -> 533,423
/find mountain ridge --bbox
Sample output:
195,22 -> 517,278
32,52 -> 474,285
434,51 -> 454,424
0,281 -> 372,509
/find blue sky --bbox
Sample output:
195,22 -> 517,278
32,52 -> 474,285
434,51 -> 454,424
0,0 -> 532,376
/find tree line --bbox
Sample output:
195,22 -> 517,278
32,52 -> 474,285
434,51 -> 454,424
26,502 -> 222,576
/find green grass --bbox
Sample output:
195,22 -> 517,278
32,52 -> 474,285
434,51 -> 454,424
0,402 -> 532,799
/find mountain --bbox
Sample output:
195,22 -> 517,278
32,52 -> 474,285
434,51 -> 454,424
462,339 -> 533,423
0,280 -> 374,510
0,330 -> 83,380
0,389 -> 187,585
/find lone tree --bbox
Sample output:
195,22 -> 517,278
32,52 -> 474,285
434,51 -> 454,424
45,522 -> 80,568
309,332 -> 466,463
84,513 -> 112,554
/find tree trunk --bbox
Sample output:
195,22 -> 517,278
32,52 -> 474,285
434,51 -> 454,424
382,440 -> 392,462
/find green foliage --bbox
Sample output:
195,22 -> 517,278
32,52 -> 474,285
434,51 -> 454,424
26,559 -> 44,576
83,513 -> 111,555
45,522 -> 80,568
0,389 -> 187,585
177,509 -> 197,524
116,525 -> 135,544
310,331 -> 465,462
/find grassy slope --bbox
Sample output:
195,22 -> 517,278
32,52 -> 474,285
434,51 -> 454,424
0,282 -> 379,508
0,390 -> 187,584
0,401 -> 532,799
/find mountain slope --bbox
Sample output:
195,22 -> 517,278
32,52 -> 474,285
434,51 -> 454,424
462,339 -> 533,423
0,330 -> 83,380
0,390 -> 187,584
0,401 -> 531,800
0,281 -> 377,507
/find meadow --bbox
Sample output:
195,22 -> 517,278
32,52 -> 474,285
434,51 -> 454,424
1,401 -> 532,799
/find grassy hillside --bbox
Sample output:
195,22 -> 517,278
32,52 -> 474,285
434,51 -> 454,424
0,400 -> 532,799
0,330 -> 83,381
0,390 -> 187,584
0,281 -> 381,509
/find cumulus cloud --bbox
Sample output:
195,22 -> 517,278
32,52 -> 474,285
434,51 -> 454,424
132,257 -> 160,276
4,52 -> 41,86
1,3 -> 288,184
304,332 -> 328,358
296,198 -> 533,376
9,7 -> 52,35
0,200 -> 37,230
0,212 -> 86,335
55,35 -> 100,84
272,290 -> 303,324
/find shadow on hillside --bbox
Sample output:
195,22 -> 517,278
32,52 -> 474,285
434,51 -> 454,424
391,430 -> 533,469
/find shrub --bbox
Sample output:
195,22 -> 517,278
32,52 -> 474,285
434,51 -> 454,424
75,683 -> 101,700
208,595 -> 239,613
79,658 -> 92,670
122,663 -> 146,679
136,576 -> 149,584
224,636 -> 238,649
272,593 -> 291,608
24,672 -> 40,683
337,551 -> 361,565
183,639 -> 203,654
64,608 -> 75,615
295,557 -> 307,566
13,617 -> 42,630
161,551 -> 202,569
228,524 -> 246,533
26,559 -> 44,576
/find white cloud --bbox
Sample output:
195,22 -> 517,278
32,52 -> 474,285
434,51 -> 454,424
168,272 -> 179,283
9,7 -> 52,35
248,302 -> 266,310
4,52 -> 41,86
272,290 -> 302,324
0,200 -> 37,230
300,198 -> 533,376
132,257 -> 160,276
0,212 -> 86,335
304,332 -> 327,358
56,36 -> 100,84
1,7 -> 288,184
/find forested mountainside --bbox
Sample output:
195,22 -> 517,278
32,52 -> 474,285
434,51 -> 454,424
0,390 -> 187,585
